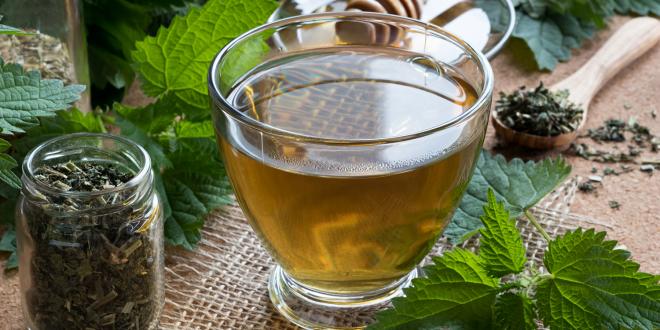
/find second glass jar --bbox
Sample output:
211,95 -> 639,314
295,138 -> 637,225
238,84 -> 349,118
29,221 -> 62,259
16,133 -> 164,330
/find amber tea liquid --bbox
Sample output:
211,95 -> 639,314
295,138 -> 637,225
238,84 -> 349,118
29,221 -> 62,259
219,48 -> 482,294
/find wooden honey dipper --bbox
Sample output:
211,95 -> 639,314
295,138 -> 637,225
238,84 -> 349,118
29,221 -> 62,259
337,0 -> 424,45
345,0 -> 423,19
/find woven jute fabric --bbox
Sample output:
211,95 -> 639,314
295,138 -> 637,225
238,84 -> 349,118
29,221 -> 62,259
160,176 -> 612,329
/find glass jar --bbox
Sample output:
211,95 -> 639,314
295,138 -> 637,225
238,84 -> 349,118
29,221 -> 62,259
0,0 -> 90,111
16,133 -> 164,330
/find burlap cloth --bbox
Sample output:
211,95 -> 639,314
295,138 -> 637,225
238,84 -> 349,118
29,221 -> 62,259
159,177 -> 611,329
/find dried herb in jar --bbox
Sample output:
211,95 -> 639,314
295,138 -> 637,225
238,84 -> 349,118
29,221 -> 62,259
22,161 -> 162,330
0,30 -> 75,82
495,82 -> 584,136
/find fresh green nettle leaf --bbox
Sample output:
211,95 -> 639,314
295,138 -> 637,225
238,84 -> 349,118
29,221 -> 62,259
370,249 -> 499,330
478,0 -> 657,70
126,0 -> 277,249
477,1 -> 594,70
473,0 -> 511,32
547,0 -> 660,25
162,138 -> 233,249
445,152 -> 571,243
0,138 -> 20,189
84,0 -> 204,91
84,0 -> 151,89
537,228 -> 660,329
493,292 -> 537,330
0,227 -> 17,270
0,59 -> 85,134
0,227 -> 15,250
372,192 -> 660,330
114,116 -> 173,171
114,99 -> 232,249
113,100 -> 177,137
217,36 -> 271,93
1,194 -> 19,271
88,46 -> 135,90
614,0 -> 660,16
11,109 -> 105,161
0,138 -> 9,153
478,190 -> 526,277
174,120 -> 215,138
512,12 -> 594,70
0,152 -> 20,189
0,177 -> 18,266
0,24 -> 27,35
0,187 -> 17,218
132,0 -> 278,114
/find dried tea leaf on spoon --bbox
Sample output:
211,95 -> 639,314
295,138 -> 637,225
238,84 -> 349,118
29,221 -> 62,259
495,82 -> 584,137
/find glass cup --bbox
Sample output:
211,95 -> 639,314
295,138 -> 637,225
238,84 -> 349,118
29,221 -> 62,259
209,13 -> 493,329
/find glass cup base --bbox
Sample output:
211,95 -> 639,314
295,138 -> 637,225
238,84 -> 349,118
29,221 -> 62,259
268,266 -> 418,329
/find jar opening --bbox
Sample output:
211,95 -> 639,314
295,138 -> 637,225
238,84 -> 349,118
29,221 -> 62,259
22,133 -> 152,198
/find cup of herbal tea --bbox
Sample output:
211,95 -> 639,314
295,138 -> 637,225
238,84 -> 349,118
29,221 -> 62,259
209,13 -> 493,329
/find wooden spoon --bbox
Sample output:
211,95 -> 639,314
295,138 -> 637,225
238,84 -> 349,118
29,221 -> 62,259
493,17 -> 660,150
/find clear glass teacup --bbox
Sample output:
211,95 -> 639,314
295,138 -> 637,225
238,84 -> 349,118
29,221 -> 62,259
209,13 -> 493,329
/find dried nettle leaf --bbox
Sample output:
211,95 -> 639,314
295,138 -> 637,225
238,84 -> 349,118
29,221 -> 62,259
24,161 -> 161,329
0,108 -> 105,272
495,82 -> 584,137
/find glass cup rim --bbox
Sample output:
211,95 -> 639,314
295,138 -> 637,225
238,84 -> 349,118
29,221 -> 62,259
209,12 -> 494,146
21,132 -> 152,198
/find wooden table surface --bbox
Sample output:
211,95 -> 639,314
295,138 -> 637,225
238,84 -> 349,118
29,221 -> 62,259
0,16 -> 658,329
